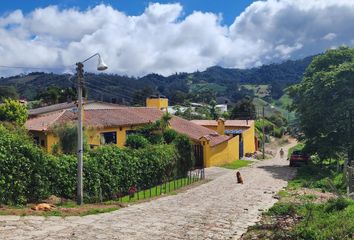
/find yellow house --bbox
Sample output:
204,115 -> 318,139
25,98 -> 240,167
191,119 -> 257,158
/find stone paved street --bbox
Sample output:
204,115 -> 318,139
0,142 -> 296,240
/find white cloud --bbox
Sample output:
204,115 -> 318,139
1,1 -> 354,76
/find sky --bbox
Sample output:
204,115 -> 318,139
1,0 -> 354,76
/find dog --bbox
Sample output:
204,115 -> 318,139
31,203 -> 56,211
236,171 -> 244,184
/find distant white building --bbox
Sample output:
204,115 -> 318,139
215,104 -> 227,114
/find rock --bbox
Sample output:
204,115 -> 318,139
43,195 -> 62,205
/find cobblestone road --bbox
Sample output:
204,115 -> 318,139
0,142 -> 296,240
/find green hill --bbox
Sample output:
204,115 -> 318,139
0,56 -> 313,105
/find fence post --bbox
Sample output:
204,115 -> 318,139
348,167 -> 353,195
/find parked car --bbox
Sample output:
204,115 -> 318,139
289,150 -> 309,167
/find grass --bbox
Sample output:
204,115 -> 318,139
243,154 -> 353,240
264,198 -> 354,240
221,159 -> 253,169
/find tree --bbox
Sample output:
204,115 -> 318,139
0,86 -> 19,100
288,47 -> 354,160
160,112 -> 172,133
230,98 -> 256,120
0,99 -> 28,126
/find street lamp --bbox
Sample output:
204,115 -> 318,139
76,53 -> 108,205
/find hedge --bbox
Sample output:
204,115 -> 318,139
0,125 -> 181,205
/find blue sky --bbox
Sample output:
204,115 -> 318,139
0,0 -> 256,25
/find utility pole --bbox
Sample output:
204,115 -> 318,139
262,105 -> 265,159
76,62 -> 84,205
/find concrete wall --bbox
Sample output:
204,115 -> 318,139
201,135 -> 239,167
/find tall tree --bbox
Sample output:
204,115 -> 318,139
230,98 -> 256,120
288,47 -> 354,160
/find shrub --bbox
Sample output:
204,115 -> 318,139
0,99 -> 28,126
52,123 -> 89,154
0,125 -> 51,205
173,134 -> 194,176
125,134 -> 149,149
163,129 -> 178,144
0,125 -> 181,205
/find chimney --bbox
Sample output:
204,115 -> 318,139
217,118 -> 226,135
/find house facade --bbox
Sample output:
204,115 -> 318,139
25,97 -> 240,167
191,119 -> 257,158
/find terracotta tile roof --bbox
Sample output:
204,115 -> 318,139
191,119 -> 254,128
25,111 -> 67,131
28,101 -> 125,117
25,107 -> 233,144
200,133 -> 233,147
169,117 -> 216,141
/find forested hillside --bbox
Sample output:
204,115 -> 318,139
0,56 -> 313,105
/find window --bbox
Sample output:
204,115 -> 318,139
40,139 -> 45,147
100,132 -> 117,145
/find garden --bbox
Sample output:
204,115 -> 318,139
0,109 -> 202,215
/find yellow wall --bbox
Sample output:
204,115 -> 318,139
201,135 -> 239,167
31,125 -> 143,153
29,131 -> 59,153
225,122 -> 256,154
146,97 -> 168,111
201,121 -> 256,155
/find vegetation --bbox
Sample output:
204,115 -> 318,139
125,134 -> 149,149
52,123 -> 89,154
0,57 -> 313,105
289,47 -> 354,162
0,99 -> 28,126
230,98 -> 256,120
243,160 -> 352,240
221,160 -> 253,169
0,86 -> 19,100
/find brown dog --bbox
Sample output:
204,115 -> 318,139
236,171 -> 244,184
31,203 -> 56,211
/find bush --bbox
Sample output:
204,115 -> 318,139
0,125 -> 51,205
163,129 -> 178,144
173,134 -> 194,176
125,134 -> 149,149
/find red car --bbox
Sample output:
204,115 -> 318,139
289,150 -> 310,167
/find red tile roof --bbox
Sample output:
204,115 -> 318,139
25,107 -> 232,145
201,134 -> 233,147
191,119 -> 254,128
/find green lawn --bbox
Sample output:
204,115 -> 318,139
221,159 -> 253,169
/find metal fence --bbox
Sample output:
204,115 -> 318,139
117,168 -> 205,203
348,166 -> 354,196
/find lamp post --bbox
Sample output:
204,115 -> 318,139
76,53 -> 108,205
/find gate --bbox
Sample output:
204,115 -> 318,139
193,144 -> 204,168
239,140 -> 244,159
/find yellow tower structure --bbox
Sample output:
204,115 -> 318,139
146,95 -> 168,111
